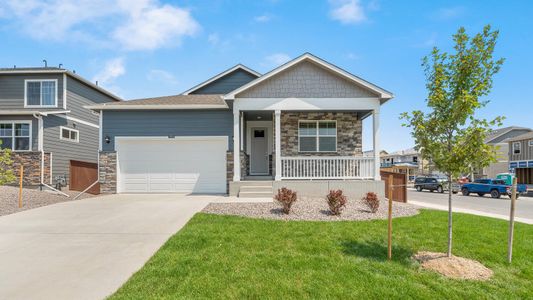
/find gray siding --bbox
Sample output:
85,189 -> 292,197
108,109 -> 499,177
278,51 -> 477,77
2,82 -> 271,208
0,74 -> 64,108
238,61 -> 378,98
0,115 -> 39,151
43,115 -> 99,183
510,139 -> 533,161
66,76 -> 117,124
102,110 -> 233,151
191,69 -> 257,94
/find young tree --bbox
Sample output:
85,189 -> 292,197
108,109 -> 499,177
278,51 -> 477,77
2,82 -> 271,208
401,25 -> 504,257
0,140 -> 17,185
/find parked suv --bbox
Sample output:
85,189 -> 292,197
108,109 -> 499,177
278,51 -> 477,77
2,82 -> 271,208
414,176 -> 459,193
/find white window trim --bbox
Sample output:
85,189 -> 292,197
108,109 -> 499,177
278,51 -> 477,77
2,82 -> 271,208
298,120 -> 337,153
512,142 -> 521,154
0,120 -> 32,152
59,126 -> 79,143
24,79 -> 58,108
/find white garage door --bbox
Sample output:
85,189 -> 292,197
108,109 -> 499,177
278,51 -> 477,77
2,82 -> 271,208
116,137 -> 227,194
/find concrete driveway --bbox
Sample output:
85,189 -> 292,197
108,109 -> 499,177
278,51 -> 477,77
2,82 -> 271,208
0,193 -> 231,300
408,189 -> 533,224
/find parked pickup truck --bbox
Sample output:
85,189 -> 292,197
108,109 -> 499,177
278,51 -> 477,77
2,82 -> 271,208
461,179 -> 527,199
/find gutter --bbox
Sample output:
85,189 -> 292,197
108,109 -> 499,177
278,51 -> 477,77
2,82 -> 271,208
84,104 -> 229,110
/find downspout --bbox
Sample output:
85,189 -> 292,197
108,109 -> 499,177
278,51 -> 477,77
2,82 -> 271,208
33,113 -> 69,197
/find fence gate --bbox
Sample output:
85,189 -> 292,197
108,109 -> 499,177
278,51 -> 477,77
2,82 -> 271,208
380,170 -> 407,203
69,160 -> 100,195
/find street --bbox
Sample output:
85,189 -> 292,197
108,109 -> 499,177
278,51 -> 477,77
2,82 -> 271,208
408,189 -> 533,224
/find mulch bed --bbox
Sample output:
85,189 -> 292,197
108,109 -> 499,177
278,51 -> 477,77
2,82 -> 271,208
413,251 -> 493,280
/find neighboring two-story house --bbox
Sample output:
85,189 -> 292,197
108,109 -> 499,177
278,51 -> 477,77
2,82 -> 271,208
0,67 -> 121,187
89,53 -> 393,198
508,131 -> 533,188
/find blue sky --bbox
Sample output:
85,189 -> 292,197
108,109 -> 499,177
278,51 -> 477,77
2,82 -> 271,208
1,0 -> 531,152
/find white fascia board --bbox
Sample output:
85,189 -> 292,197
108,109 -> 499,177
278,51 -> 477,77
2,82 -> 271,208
233,97 -> 380,112
84,104 -> 229,110
182,64 -> 261,95
0,109 -> 70,115
225,53 -> 394,100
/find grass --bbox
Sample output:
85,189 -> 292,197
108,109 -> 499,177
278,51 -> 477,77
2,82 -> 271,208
111,210 -> 533,299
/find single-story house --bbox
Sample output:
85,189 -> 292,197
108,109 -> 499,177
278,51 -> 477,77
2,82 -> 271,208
88,53 -> 393,197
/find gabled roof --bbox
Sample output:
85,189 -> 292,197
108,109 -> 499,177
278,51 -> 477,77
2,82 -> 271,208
85,94 -> 227,110
182,64 -> 261,95
0,67 -> 122,101
506,131 -> 533,142
485,126 -> 532,143
224,53 -> 394,102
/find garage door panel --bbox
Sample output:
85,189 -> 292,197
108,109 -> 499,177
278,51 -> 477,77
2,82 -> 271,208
117,138 -> 227,194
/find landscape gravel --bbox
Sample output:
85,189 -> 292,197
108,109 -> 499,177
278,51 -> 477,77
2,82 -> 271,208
0,185 -> 93,216
203,196 -> 419,221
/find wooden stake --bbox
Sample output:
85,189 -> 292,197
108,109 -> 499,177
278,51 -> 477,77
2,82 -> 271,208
507,177 -> 517,264
19,165 -> 23,208
388,174 -> 393,260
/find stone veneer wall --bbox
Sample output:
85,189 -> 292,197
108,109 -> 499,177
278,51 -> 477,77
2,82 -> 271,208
226,151 -> 248,184
99,151 -> 117,194
8,152 -> 51,186
281,112 -> 362,156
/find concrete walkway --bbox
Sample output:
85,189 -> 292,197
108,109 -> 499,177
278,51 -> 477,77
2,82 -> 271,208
0,193 -> 263,300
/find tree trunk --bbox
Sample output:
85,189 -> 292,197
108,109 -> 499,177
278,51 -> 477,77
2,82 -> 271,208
447,174 -> 453,257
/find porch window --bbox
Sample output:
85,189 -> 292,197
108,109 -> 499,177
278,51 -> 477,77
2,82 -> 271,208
0,122 -> 31,151
298,121 -> 337,152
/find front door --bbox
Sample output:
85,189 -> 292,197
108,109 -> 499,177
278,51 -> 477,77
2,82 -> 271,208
250,128 -> 269,175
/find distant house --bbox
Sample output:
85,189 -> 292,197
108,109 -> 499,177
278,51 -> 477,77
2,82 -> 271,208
380,148 -> 427,180
508,131 -> 533,187
481,126 -> 532,178
0,67 -> 121,187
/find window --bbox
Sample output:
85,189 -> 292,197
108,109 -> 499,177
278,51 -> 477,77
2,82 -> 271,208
60,126 -> 79,143
0,122 -> 31,151
529,140 -> 533,147
298,121 -> 337,152
25,80 -> 57,107
513,142 -> 521,154
413,156 -> 418,163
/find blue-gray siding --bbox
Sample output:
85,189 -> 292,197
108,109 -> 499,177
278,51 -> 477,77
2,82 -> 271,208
43,116 -> 99,183
66,76 -> 117,124
0,74 -> 64,108
102,110 -> 233,151
0,115 -> 39,151
190,69 -> 257,94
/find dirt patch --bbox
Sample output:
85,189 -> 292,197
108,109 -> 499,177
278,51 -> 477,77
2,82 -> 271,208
413,251 -> 493,280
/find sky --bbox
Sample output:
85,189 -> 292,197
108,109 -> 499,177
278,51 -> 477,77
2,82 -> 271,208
1,0 -> 532,152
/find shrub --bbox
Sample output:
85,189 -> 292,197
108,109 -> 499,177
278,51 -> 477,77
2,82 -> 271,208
274,187 -> 297,214
0,140 -> 16,185
326,190 -> 347,215
362,192 -> 379,213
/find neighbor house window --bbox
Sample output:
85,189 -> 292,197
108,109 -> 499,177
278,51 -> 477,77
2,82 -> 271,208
529,140 -> 533,147
25,80 -> 57,107
60,126 -> 79,143
413,156 -> 418,163
298,121 -> 336,152
513,142 -> 521,154
0,122 -> 31,151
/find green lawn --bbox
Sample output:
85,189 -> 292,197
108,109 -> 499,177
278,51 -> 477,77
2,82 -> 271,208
111,210 -> 533,299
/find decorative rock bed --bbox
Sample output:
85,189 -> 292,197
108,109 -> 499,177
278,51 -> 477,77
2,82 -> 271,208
203,197 -> 419,221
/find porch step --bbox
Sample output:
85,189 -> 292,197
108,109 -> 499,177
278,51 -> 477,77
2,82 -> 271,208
238,184 -> 273,198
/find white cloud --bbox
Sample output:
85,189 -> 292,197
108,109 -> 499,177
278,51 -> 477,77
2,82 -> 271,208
208,33 -> 220,45
0,0 -> 200,51
263,53 -> 291,67
329,0 -> 366,24
347,52 -> 360,60
92,57 -> 125,87
433,6 -> 466,20
147,69 -> 179,85
254,14 -> 272,23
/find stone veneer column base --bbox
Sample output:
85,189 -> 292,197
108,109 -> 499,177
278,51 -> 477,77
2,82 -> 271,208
99,151 -> 117,194
8,152 -> 51,186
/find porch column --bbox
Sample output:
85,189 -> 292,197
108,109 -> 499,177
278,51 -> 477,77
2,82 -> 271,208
233,110 -> 241,182
373,108 -> 381,180
274,110 -> 281,181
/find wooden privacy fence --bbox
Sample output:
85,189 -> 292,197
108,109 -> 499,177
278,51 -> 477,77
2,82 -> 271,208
380,170 -> 407,203
69,160 -> 100,195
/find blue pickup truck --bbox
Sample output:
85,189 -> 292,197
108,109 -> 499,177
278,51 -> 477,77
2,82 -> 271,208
461,179 -> 527,199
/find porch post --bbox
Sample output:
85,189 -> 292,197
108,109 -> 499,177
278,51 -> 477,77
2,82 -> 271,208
373,108 -> 381,180
233,110 -> 241,182
275,110 -> 281,181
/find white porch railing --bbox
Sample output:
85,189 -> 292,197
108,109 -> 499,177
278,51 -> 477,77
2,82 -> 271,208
280,156 -> 375,180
